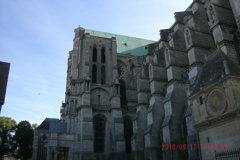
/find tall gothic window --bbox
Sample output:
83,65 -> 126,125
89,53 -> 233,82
94,116 -> 105,152
101,66 -> 106,84
37,135 -> 47,160
93,47 -> 97,62
92,64 -> 97,83
130,65 -> 134,74
124,118 -> 133,153
129,59 -> 134,74
120,79 -> 127,105
101,48 -> 106,63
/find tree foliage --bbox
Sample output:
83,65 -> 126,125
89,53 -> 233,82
32,123 -> 38,129
0,117 -> 16,157
14,121 -> 34,160
0,117 -> 35,160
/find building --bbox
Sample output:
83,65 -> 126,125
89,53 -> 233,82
0,61 -> 10,114
32,0 -> 240,159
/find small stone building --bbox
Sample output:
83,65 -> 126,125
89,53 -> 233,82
32,0 -> 240,159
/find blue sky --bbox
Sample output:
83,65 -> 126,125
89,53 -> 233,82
1,0 -> 192,125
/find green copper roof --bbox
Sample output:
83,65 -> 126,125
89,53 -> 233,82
185,7 -> 192,12
85,29 -> 156,56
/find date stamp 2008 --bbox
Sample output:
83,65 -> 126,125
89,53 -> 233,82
162,144 -> 197,151
161,144 -> 229,151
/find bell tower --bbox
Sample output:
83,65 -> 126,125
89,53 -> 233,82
60,27 -> 125,159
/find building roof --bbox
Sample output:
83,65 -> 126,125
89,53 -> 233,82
169,0 -> 206,29
85,29 -> 156,56
190,48 -> 240,97
36,118 -> 67,133
0,61 -> 10,107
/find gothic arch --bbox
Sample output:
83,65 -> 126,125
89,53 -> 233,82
184,27 -> 192,47
94,113 -> 107,120
90,87 -> 110,95
130,65 -> 134,74
123,117 -> 133,153
93,47 -> 97,62
93,114 -> 106,152
101,47 -> 106,64
37,134 -> 47,160
128,59 -> 134,66
117,60 -> 127,78
119,79 -> 127,105
208,4 -> 217,24
129,59 -> 135,74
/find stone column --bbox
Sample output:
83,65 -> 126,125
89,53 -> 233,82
162,83 -> 187,160
144,64 -> 167,160
229,0 -> 240,28
77,79 -> 94,160
110,82 -> 125,159
132,78 -> 150,160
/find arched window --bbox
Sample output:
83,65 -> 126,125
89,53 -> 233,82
128,59 -> 134,73
149,64 -> 153,80
119,79 -> 127,105
37,135 -> 47,160
165,48 -> 170,63
94,116 -> 105,152
92,64 -> 97,83
101,48 -> 106,63
200,96 -> 203,105
93,47 -> 97,62
130,65 -> 134,74
101,66 -> 106,84
124,118 -> 133,153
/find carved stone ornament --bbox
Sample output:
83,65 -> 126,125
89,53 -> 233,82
117,64 -> 125,77
206,89 -> 227,116
185,28 -> 191,46
208,5 -> 216,23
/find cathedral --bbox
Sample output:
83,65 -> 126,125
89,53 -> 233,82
32,0 -> 240,159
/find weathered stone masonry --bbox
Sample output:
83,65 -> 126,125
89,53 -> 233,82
33,0 -> 240,160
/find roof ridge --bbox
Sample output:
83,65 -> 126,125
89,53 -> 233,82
85,29 -> 156,42
85,28 -> 156,56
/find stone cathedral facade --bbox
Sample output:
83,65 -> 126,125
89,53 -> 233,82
32,0 -> 240,159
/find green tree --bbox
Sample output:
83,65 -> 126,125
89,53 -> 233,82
32,123 -> 38,129
13,120 -> 34,160
0,117 -> 16,158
